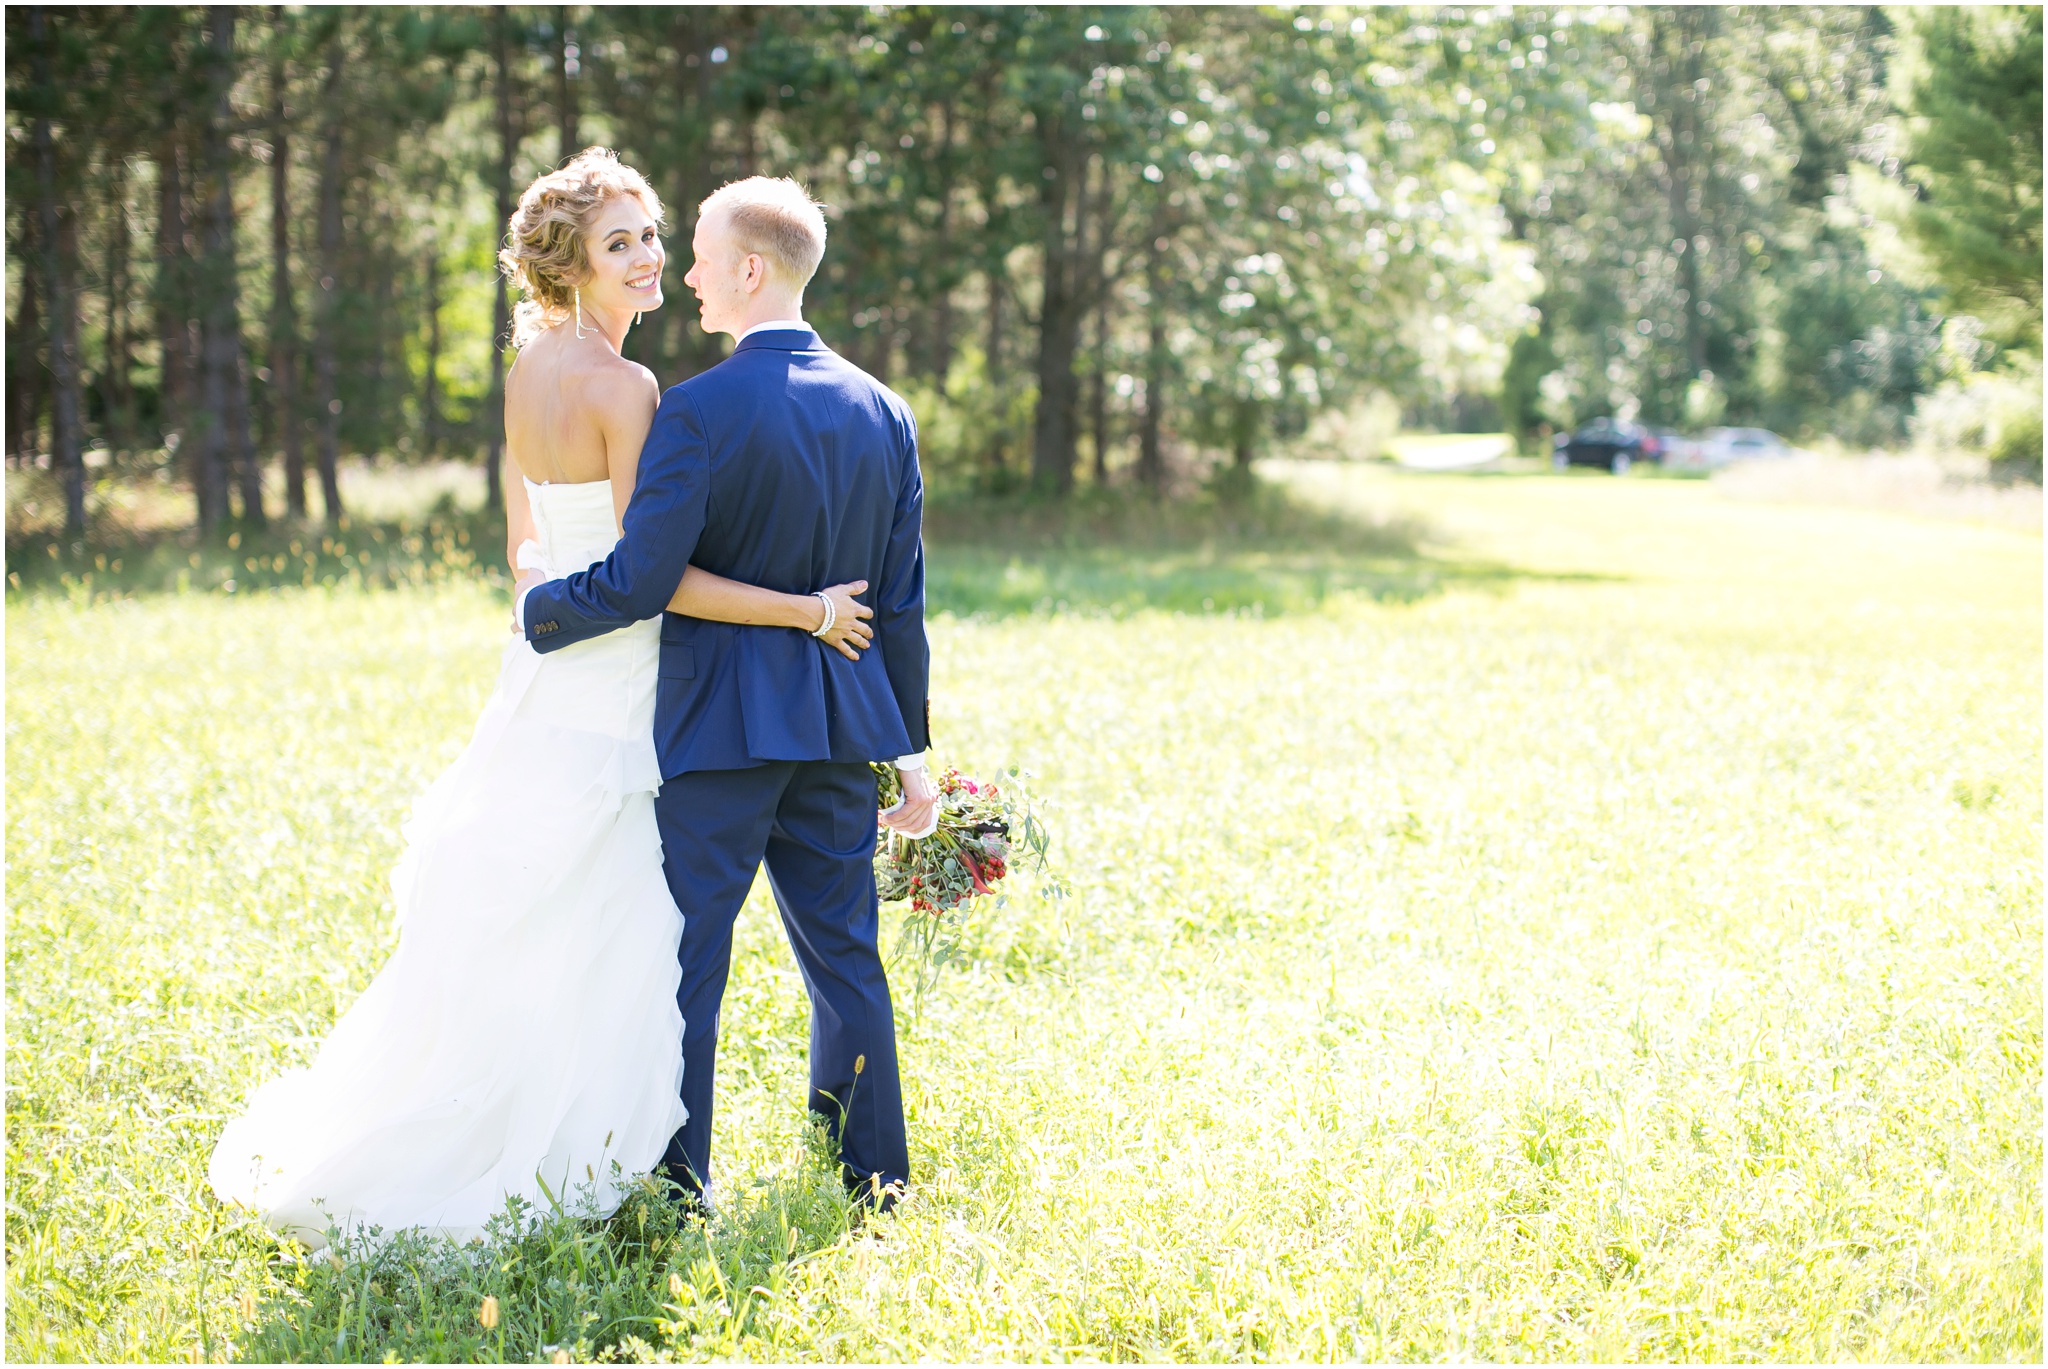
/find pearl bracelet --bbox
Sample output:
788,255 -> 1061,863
810,591 -> 836,639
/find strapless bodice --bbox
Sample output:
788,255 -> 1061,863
524,478 -> 621,575
509,476 -> 658,755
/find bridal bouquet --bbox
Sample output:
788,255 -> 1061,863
872,762 -> 1059,992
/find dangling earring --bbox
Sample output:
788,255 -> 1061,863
574,288 -> 585,337
633,310 -> 644,329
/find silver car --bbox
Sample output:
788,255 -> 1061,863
1696,427 -> 1793,467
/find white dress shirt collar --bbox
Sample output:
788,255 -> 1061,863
738,318 -> 810,342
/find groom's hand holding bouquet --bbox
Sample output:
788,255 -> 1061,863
878,760 -> 941,839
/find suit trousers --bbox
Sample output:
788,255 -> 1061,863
652,760 -> 909,1198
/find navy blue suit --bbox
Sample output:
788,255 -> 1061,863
520,327 -> 928,1198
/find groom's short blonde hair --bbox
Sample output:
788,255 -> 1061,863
699,177 -> 828,290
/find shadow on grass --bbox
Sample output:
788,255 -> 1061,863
229,1129 -> 864,1363
923,478 -> 1609,618
7,474 -> 1615,613
5,495 -> 509,601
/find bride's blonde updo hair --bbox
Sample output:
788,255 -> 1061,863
499,147 -> 664,346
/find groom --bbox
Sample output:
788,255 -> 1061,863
514,176 -> 939,1211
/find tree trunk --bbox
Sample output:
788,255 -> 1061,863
668,7 -> 722,381
1030,127 -> 1091,495
869,301 -> 895,383
976,103 -> 1008,395
423,247 -> 442,457
728,12 -> 765,181
737,106 -> 758,176
1030,318 -> 1082,493
312,41 -> 347,523
155,128 -> 193,471
556,7 -> 579,164
984,260 -> 1004,387
270,20 -> 306,517
923,99 -> 957,382
196,5 -> 261,529
103,159 -> 136,459
980,263 -> 1007,476
9,216 -> 43,464
1139,246 -> 1167,495
485,9 -> 515,510
366,237 -> 392,427
32,7 -> 86,537
1231,399 -> 1259,470
1089,288 -> 1110,485
1652,9 -> 1713,379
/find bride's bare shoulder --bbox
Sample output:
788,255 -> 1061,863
503,326 -> 567,396
580,348 -> 660,413
508,331 -> 658,431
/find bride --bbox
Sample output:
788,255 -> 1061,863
208,149 -> 869,1250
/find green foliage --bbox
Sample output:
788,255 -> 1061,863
1909,346 -> 2045,482
1972,352 -> 2046,485
8,466 -> 2040,1361
1863,5 -> 2044,480
1494,7 -> 1940,442
1883,5 -> 2044,353
234,1159 -> 862,1362
1985,382 -> 2044,484
889,348 -> 1038,497
16,4 -> 2011,531
1500,323 -> 1557,446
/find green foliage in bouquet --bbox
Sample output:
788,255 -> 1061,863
871,763 -> 1060,998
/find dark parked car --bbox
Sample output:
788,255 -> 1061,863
1552,418 -> 1659,473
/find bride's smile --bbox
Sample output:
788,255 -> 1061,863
580,195 -> 666,332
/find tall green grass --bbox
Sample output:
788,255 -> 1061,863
7,466 -> 2039,1361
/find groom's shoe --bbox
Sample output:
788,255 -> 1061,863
845,1171 -> 906,1225
671,1188 -> 716,1231
652,1166 -> 717,1230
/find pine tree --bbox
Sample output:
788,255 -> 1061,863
1886,5 -> 2043,353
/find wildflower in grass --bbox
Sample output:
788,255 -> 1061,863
478,1295 -> 500,1330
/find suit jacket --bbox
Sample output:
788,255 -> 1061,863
521,327 -> 930,778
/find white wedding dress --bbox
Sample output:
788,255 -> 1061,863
209,478 -> 689,1251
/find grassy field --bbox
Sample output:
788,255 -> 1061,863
6,463 -> 2040,1361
